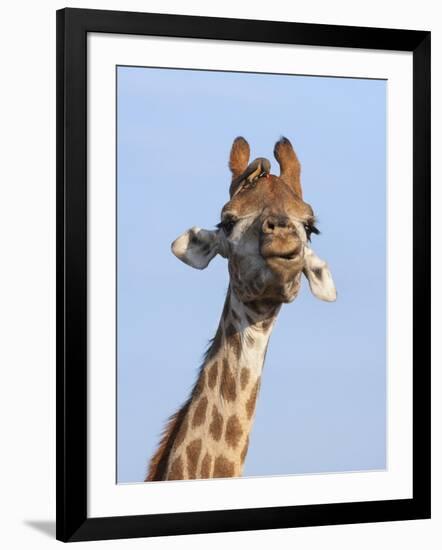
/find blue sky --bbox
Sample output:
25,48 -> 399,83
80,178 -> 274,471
116,66 -> 386,483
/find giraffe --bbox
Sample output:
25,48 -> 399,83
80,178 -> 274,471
145,136 -> 336,481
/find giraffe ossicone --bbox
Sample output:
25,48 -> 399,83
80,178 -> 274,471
146,136 -> 336,482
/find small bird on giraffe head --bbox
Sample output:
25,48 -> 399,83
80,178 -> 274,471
243,157 -> 271,183
232,157 -> 271,196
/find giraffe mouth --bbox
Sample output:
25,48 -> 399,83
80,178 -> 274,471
274,251 -> 298,261
262,246 -> 303,263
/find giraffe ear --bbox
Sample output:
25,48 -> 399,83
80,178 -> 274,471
303,247 -> 337,302
171,227 -> 220,269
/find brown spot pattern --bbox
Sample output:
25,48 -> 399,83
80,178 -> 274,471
208,361 -> 218,389
200,452 -> 212,478
209,405 -> 224,441
240,436 -> 250,463
192,396 -> 208,428
246,379 -> 260,419
220,359 -> 237,402
225,323 -> 242,360
213,455 -> 235,478
186,439 -> 202,479
225,415 -> 243,449
240,367 -> 250,390
168,456 -> 184,480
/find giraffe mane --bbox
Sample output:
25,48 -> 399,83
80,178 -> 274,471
145,396 -> 192,481
145,327 -> 223,481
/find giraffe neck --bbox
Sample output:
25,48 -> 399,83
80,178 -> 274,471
147,286 -> 280,481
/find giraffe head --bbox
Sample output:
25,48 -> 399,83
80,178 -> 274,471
172,137 -> 336,304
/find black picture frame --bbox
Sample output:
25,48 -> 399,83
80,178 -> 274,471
56,7 -> 431,542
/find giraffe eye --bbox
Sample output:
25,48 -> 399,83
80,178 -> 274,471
217,218 -> 237,236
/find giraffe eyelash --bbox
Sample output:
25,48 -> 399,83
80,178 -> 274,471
216,218 -> 237,236
303,223 -> 320,240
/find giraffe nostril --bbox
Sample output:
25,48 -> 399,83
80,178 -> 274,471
262,215 -> 293,234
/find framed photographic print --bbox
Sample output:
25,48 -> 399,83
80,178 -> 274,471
56,7 -> 431,542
